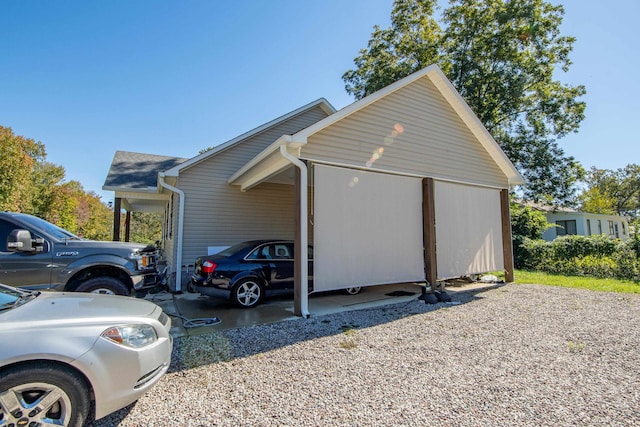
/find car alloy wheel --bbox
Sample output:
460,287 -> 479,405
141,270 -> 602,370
0,364 -> 90,427
232,279 -> 263,308
344,286 -> 362,295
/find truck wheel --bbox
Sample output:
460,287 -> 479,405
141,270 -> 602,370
75,277 -> 130,296
0,363 -> 91,427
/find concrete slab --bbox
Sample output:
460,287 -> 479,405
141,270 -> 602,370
144,281 -> 503,338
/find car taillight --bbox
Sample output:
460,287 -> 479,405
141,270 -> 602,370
201,260 -> 217,274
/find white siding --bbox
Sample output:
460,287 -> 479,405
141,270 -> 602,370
301,78 -> 509,188
174,106 -> 329,268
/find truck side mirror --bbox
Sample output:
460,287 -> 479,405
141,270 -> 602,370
7,229 -> 45,253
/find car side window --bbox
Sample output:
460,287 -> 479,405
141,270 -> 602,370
0,219 -> 17,252
274,244 -> 291,259
247,245 -> 273,260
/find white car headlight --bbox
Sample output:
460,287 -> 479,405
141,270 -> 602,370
101,324 -> 158,348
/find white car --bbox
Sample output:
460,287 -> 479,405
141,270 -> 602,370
0,284 -> 173,426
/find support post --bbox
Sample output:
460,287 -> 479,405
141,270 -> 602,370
422,178 -> 438,290
124,211 -> 131,242
293,167 -> 302,316
112,198 -> 121,242
500,189 -> 515,282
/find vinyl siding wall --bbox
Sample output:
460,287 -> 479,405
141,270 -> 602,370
174,106 -> 329,271
301,77 -> 509,188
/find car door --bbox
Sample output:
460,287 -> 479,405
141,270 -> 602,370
269,243 -> 295,290
0,219 -> 54,289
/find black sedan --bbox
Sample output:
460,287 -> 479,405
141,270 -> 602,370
190,240 -> 361,308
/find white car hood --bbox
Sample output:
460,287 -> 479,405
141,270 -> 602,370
3,291 -> 158,324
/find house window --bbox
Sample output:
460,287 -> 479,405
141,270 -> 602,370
598,220 -> 602,235
622,222 -> 627,235
586,219 -> 592,236
608,220 -> 614,235
556,220 -> 577,236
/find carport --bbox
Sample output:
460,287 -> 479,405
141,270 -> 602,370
227,65 -> 523,317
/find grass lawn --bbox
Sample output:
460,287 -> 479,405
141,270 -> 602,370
514,269 -> 640,294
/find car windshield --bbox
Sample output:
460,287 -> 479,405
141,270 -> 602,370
0,285 -> 38,311
18,214 -> 81,240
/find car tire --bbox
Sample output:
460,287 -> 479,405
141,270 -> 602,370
344,286 -> 362,295
0,362 -> 91,427
75,277 -> 130,296
231,278 -> 264,308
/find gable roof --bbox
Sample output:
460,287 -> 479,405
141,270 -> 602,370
229,65 -> 524,189
161,98 -> 335,177
103,151 -> 187,192
291,65 -> 524,185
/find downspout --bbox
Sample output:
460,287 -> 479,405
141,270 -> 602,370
279,143 -> 310,318
159,174 -> 185,293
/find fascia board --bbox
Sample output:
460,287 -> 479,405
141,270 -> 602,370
426,68 -> 525,185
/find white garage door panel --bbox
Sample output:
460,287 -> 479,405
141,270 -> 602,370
313,165 -> 425,292
434,181 -> 503,279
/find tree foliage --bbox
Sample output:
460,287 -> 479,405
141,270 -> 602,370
0,125 -> 115,240
580,165 -> 640,219
343,0 -> 586,204
128,212 -> 163,245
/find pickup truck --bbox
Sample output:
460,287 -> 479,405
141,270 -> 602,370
0,212 -> 161,295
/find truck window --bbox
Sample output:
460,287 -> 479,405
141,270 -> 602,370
0,219 -> 17,251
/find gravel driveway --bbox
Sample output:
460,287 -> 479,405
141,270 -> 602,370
91,283 -> 640,426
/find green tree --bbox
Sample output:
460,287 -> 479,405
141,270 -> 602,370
343,0 -> 586,204
0,125 -> 114,238
510,202 -> 550,240
0,126 -> 46,211
578,186 -> 616,215
128,212 -> 162,245
581,165 -> 640,219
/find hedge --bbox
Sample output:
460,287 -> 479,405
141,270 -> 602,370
514,234 -> 639,281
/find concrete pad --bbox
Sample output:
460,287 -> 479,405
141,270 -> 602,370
144,281 -> 501,338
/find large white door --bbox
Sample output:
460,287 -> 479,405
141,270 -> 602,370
313,165 -> 425,292
434,181 -> 504,279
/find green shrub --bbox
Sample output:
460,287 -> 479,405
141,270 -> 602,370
516,234 -> 639,281
575,255 -> 616,278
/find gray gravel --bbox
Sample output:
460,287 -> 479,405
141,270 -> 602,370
92,283 -> 640,426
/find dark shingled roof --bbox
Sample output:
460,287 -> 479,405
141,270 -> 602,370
103,151 -> 188,190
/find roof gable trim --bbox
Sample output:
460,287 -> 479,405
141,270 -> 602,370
163,98 -> 335,177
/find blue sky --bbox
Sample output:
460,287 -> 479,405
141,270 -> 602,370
1,1 -> 638,203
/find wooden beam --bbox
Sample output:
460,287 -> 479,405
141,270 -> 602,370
293,167 -> 302,316
113,198 -> 121,242
422,178 -> 438,290
500,189 -> 515,282
124,211 -> 131,242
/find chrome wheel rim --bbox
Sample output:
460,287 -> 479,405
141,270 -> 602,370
236,282 -> 261,306
345,287 -> 361,295
0,382 -> 72,426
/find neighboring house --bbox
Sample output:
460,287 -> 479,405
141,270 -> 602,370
103,65 -> 524,316
543,208 -> 629,242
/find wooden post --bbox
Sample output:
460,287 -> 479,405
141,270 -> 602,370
124,211 -> 131,242
293,167 -> 302,316
500,189 -> 515,282
113,198 -> 121,242
422,178 -> 438,290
